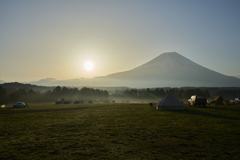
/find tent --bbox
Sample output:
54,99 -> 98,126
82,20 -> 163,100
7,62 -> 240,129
211,96 -> 227,105
156,92 -> 185,110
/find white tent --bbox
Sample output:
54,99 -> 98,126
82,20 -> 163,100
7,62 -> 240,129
156,92 -> 185,110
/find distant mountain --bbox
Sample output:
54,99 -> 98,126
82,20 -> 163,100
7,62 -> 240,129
0,79 -> 5,84
97,52 -> 240,87
30,78 -> 57,86
30,78 -> 102,87
28,52 -> 240,88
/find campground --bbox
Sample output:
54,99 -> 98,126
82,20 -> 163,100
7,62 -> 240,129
1,103 -> 240,159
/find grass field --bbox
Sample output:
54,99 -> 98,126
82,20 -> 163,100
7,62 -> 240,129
1,103 -> 240,159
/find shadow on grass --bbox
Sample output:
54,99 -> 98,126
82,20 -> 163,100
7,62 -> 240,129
204,106 -> 240,112
169,108 -> 240,120
0,107 -> 92,114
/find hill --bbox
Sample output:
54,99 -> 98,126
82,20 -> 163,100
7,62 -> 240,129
0,82 -> 54,92
0,80 -> 5,84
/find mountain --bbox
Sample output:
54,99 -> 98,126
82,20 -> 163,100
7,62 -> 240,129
0,79 -> 5,84
30,78 -> 103,87
28,52 -> 240,88
30,78 -> 58,86
97,52 -> 240,87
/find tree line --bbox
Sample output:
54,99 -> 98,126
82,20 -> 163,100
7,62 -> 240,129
0,86 -> 109,104
112,87 -> 240,101
1,85 -> 240,104
112,88 -> 211,101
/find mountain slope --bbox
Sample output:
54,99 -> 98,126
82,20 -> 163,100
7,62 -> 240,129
99,52 -> 240,87
0,79 -> 5,84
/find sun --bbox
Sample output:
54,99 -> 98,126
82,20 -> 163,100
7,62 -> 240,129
84,61 -> 94,71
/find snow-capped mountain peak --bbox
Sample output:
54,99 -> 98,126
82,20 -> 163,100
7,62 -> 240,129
133,52 -> 200,72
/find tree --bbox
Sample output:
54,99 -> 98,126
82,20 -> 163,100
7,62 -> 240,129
9,92 -> 21,102
0,86 -> 6,97
62,87 -> 70,96
203,90 -> 211,99
53,86 -> 62,95
18,88 -> 26,95
0,86 -> 7,103
28,89 -> 36,95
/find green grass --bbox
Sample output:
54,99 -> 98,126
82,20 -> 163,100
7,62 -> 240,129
1,103 -> 240,159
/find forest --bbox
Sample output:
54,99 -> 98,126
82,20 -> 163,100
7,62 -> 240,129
0,86 -> 109,104
111,87 -> 240,101
111,88 -> 211,101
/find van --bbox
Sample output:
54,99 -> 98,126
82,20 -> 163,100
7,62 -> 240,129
188,95 -> 207,107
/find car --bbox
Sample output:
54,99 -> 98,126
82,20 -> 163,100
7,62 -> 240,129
88,100 -> 93,103
55,100 -> 63,104
12,102 -> 28,108
73,100 -> 80,104
188,95 -> 207,107
74,100 -> 84,104
64,100 -> 71,104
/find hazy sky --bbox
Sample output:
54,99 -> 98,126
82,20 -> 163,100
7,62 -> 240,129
1,0 -> 240,82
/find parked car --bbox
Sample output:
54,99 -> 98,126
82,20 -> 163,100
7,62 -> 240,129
74,100 -> 84,104
64,100 -> 71,104
188,95 -> 207,107
12,102 -> 29,108
55,100 -> 63,104
88,100 -> 93,103
73,100 -> 80,104
231,98 -> 240,104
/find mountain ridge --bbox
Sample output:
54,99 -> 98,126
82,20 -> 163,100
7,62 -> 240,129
0,79 -> 5,84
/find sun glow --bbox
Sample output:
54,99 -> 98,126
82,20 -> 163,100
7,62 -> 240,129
84,61 -> 94,71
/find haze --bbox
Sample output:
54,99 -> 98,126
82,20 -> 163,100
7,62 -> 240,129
1,0 -> 240,82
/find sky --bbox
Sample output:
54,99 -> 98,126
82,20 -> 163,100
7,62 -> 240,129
1,0 -> 240,82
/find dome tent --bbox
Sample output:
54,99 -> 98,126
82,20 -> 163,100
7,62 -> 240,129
156,92 -> 185,110
211,96 -> 227,105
